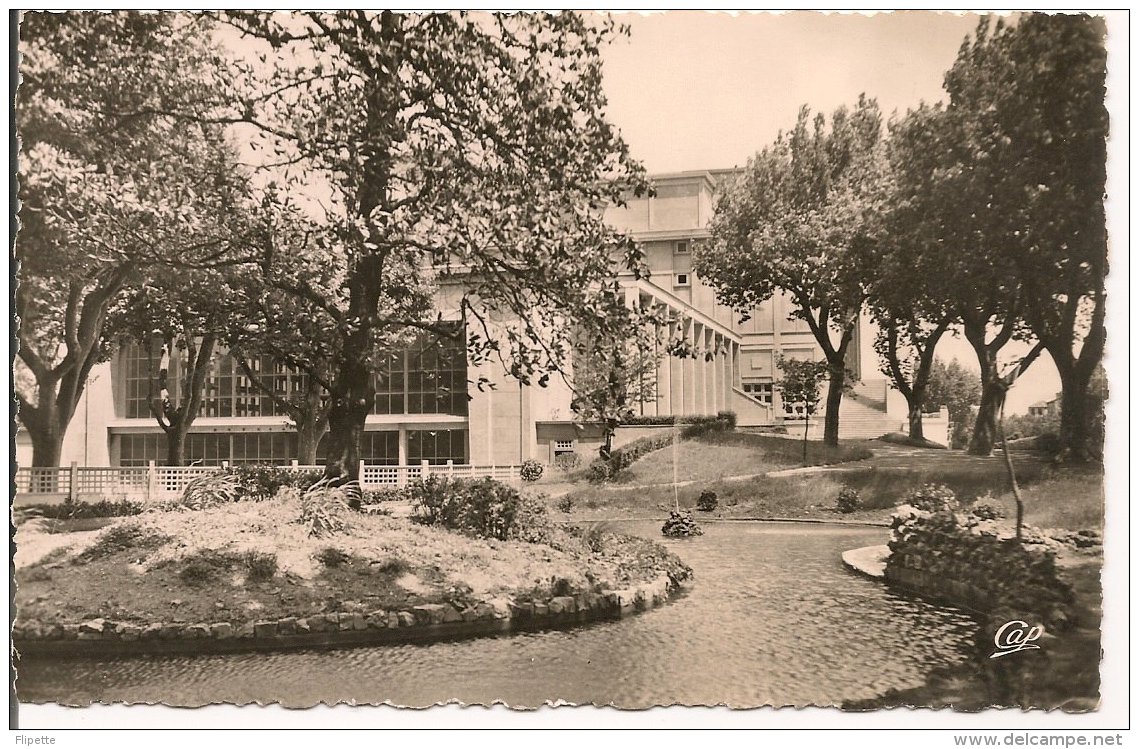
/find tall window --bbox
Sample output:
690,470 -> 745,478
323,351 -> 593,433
121,327 -> 468,422
408,429 -> 468,464
371,351 -> 406,415
371,328 -> 467,416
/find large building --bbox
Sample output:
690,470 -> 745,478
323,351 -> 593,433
16,170 -> 934,470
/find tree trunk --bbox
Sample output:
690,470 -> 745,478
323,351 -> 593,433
296,417 -> 328,466
969,369 -> 1004,457
324,336 -> 373,481
907,401 -> 926,442
964,323 -> 1003,457
30,431 -> 63,470
1057,369 -> 1097,462
822,365 -> 845,447
164,426 -> 188,467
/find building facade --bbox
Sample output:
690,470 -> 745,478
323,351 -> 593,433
17,170 -> 930,470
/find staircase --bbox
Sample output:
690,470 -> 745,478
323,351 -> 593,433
837,379 -> 898,439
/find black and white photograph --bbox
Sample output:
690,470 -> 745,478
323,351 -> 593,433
9,8 -> 1127,734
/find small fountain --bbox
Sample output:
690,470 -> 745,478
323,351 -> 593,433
662,427 -> 702,538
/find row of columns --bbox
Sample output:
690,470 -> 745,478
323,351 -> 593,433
626,287 -> 741,418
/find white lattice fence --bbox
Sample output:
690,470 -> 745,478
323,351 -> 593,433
14,462 -> 523,499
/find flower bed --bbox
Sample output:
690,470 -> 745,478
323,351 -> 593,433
885,502 -> 1077,629
13,487 -> 692,656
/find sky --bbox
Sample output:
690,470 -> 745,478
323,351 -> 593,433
595,10 -> 1063,414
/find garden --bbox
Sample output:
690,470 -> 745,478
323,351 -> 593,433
13,468 -> 692,648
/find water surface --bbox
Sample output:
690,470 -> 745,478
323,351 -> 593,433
15,521 -> 976,708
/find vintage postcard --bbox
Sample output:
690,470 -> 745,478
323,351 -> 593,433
9,8 -> 1126,734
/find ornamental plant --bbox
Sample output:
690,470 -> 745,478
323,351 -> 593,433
520,459 -> 544,483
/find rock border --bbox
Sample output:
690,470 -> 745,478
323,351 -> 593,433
12,574 -> 680,658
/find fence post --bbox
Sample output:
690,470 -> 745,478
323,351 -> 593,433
221,461 -> 229,470
68,461 -> 78,502
358,460 -> 366,488
146,460 -> 156,502
446,459 -> 454,478
421,459 -> 430,483
291,459 -> 299,468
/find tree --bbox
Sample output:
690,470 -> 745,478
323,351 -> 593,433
699,96 -> 882,446
181,11 -> 651,481
14,12 -> 254,467
112,270 -> 235,466
868,124 -> 957,443
568,318 -> 661,458
776,356 -> 830,464
923,358 -> 982,450
943,14 -> 1107,462
884,96 -> 1042,457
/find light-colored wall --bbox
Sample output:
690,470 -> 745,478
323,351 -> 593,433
26,361 -> 116,468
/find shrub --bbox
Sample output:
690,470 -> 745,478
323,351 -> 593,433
178,549 -> 237,587
177,472 -> 242,510
586,430 -> 679,482
679,411 -> 737,439
835,487 -> 862,514
555,495 -> 575,514
579,522 -> 611,553
520,459 -> 544,482
620,413 -> 734,427
375,557 -> 409,576
226,465 -> 323,501
27,498 -> 145,520
74,522 -> 170,563
661,510 -> 703,538
969,499 -> 1006,521
316,546 -> 350,568
362,487 -> 404,504
696,490 -> 718,512
902,483 -> 961,513
241,550 -> 278,582
409,476 -> 554,542
553,453 -> 581,472
299,480 -> 356,538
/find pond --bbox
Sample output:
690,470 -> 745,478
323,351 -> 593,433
15,521 -> 978,708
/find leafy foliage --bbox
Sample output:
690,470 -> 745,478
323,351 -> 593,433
408,476 -> 553,543
23,498 -> 145,520
924,359 -> 983,449
699,96 -> 883,445
901,483 -> 962,514
15,12 -> 257,466
299,481 -> 355,538
775,356 -> 830,420
177,472 -> 242,510
74,522 -> 170,563
586,430 -> 680,483
696,490 -> 718,512
202,11 -> 653,478
225,464 -> 324,501
835,487 -> 862,514
240,550 -> 279,582
520,459 -> 544,483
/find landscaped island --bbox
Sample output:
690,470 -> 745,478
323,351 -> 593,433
13,475 -> 692,654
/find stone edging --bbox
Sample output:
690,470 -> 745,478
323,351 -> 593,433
12,574 -> 680,658
841,543 -> 988,615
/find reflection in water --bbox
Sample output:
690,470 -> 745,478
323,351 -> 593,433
16,522 -> 977,708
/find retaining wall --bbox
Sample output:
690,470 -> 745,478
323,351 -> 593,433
13,575 -> 680,658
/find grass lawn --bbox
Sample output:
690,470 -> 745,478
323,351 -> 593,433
538,431 -> 1103,534
611,431 -> 872,485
